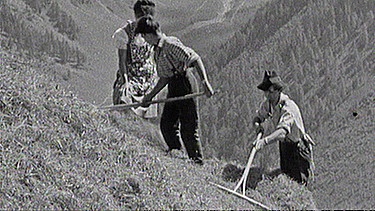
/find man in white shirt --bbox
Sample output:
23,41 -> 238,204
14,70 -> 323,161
252,70 -> 315,185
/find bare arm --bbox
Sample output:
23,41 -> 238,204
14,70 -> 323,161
253,128 -> 288,151
142,77 -> 170,106
190,58 -> 214,97
263,128 -> 287,145
112,24 -> 129,78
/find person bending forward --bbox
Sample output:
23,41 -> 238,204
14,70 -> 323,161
135,15 -> 215,165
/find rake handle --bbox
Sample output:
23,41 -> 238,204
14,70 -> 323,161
99,92 -> 205,110
234,133 -> 262,194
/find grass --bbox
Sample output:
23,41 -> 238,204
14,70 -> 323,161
0,44 -> 316,209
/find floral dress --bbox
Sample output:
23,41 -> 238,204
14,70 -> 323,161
112,20 -> 159,118
124,20 -> 158,97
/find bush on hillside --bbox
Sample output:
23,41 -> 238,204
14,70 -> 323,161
70,0 -> 92,5
46,1 -> 80,40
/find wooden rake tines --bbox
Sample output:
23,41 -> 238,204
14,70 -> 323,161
210,133 -> 271,210
209,182 -> 271,210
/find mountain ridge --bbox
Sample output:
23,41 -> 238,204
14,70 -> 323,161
1,0 -> 374,209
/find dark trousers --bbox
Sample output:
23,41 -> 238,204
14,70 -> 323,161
160,73 -> 202,160
279,141 -> 310,184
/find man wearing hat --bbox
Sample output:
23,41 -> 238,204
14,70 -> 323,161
252,70 -> 315,185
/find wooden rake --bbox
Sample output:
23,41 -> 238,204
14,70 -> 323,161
210,133 -> 271,210
234,132 -> 262,195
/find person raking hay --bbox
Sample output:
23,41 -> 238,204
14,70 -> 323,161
135,15 -> 215,165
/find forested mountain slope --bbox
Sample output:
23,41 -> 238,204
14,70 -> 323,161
1,0 -> 261,104
0,43 -> 317,210
311,86 -> 374,209
1,0 -> 374,209
199,0 -> 374,209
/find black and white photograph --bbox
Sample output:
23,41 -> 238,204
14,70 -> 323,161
1,0 -> 374,209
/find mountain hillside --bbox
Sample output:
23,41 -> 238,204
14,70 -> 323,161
311,86 -> 374,209
0,44 -> 316,209
1,0 -> 374,209
1,0 -> 263,105
199,0 -> 374,209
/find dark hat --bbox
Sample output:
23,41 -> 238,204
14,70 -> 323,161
257,70 -> 284,91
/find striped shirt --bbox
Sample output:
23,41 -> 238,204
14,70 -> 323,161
154,35 -> 200,78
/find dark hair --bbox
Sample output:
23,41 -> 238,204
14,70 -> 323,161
133,0 -> 155,17
135,15 -> 160,34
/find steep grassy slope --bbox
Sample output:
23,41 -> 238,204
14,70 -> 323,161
0,45 -> 316,210
2,0 -> 373,209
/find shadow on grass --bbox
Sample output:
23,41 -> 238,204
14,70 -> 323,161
222,164 -> 283,189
